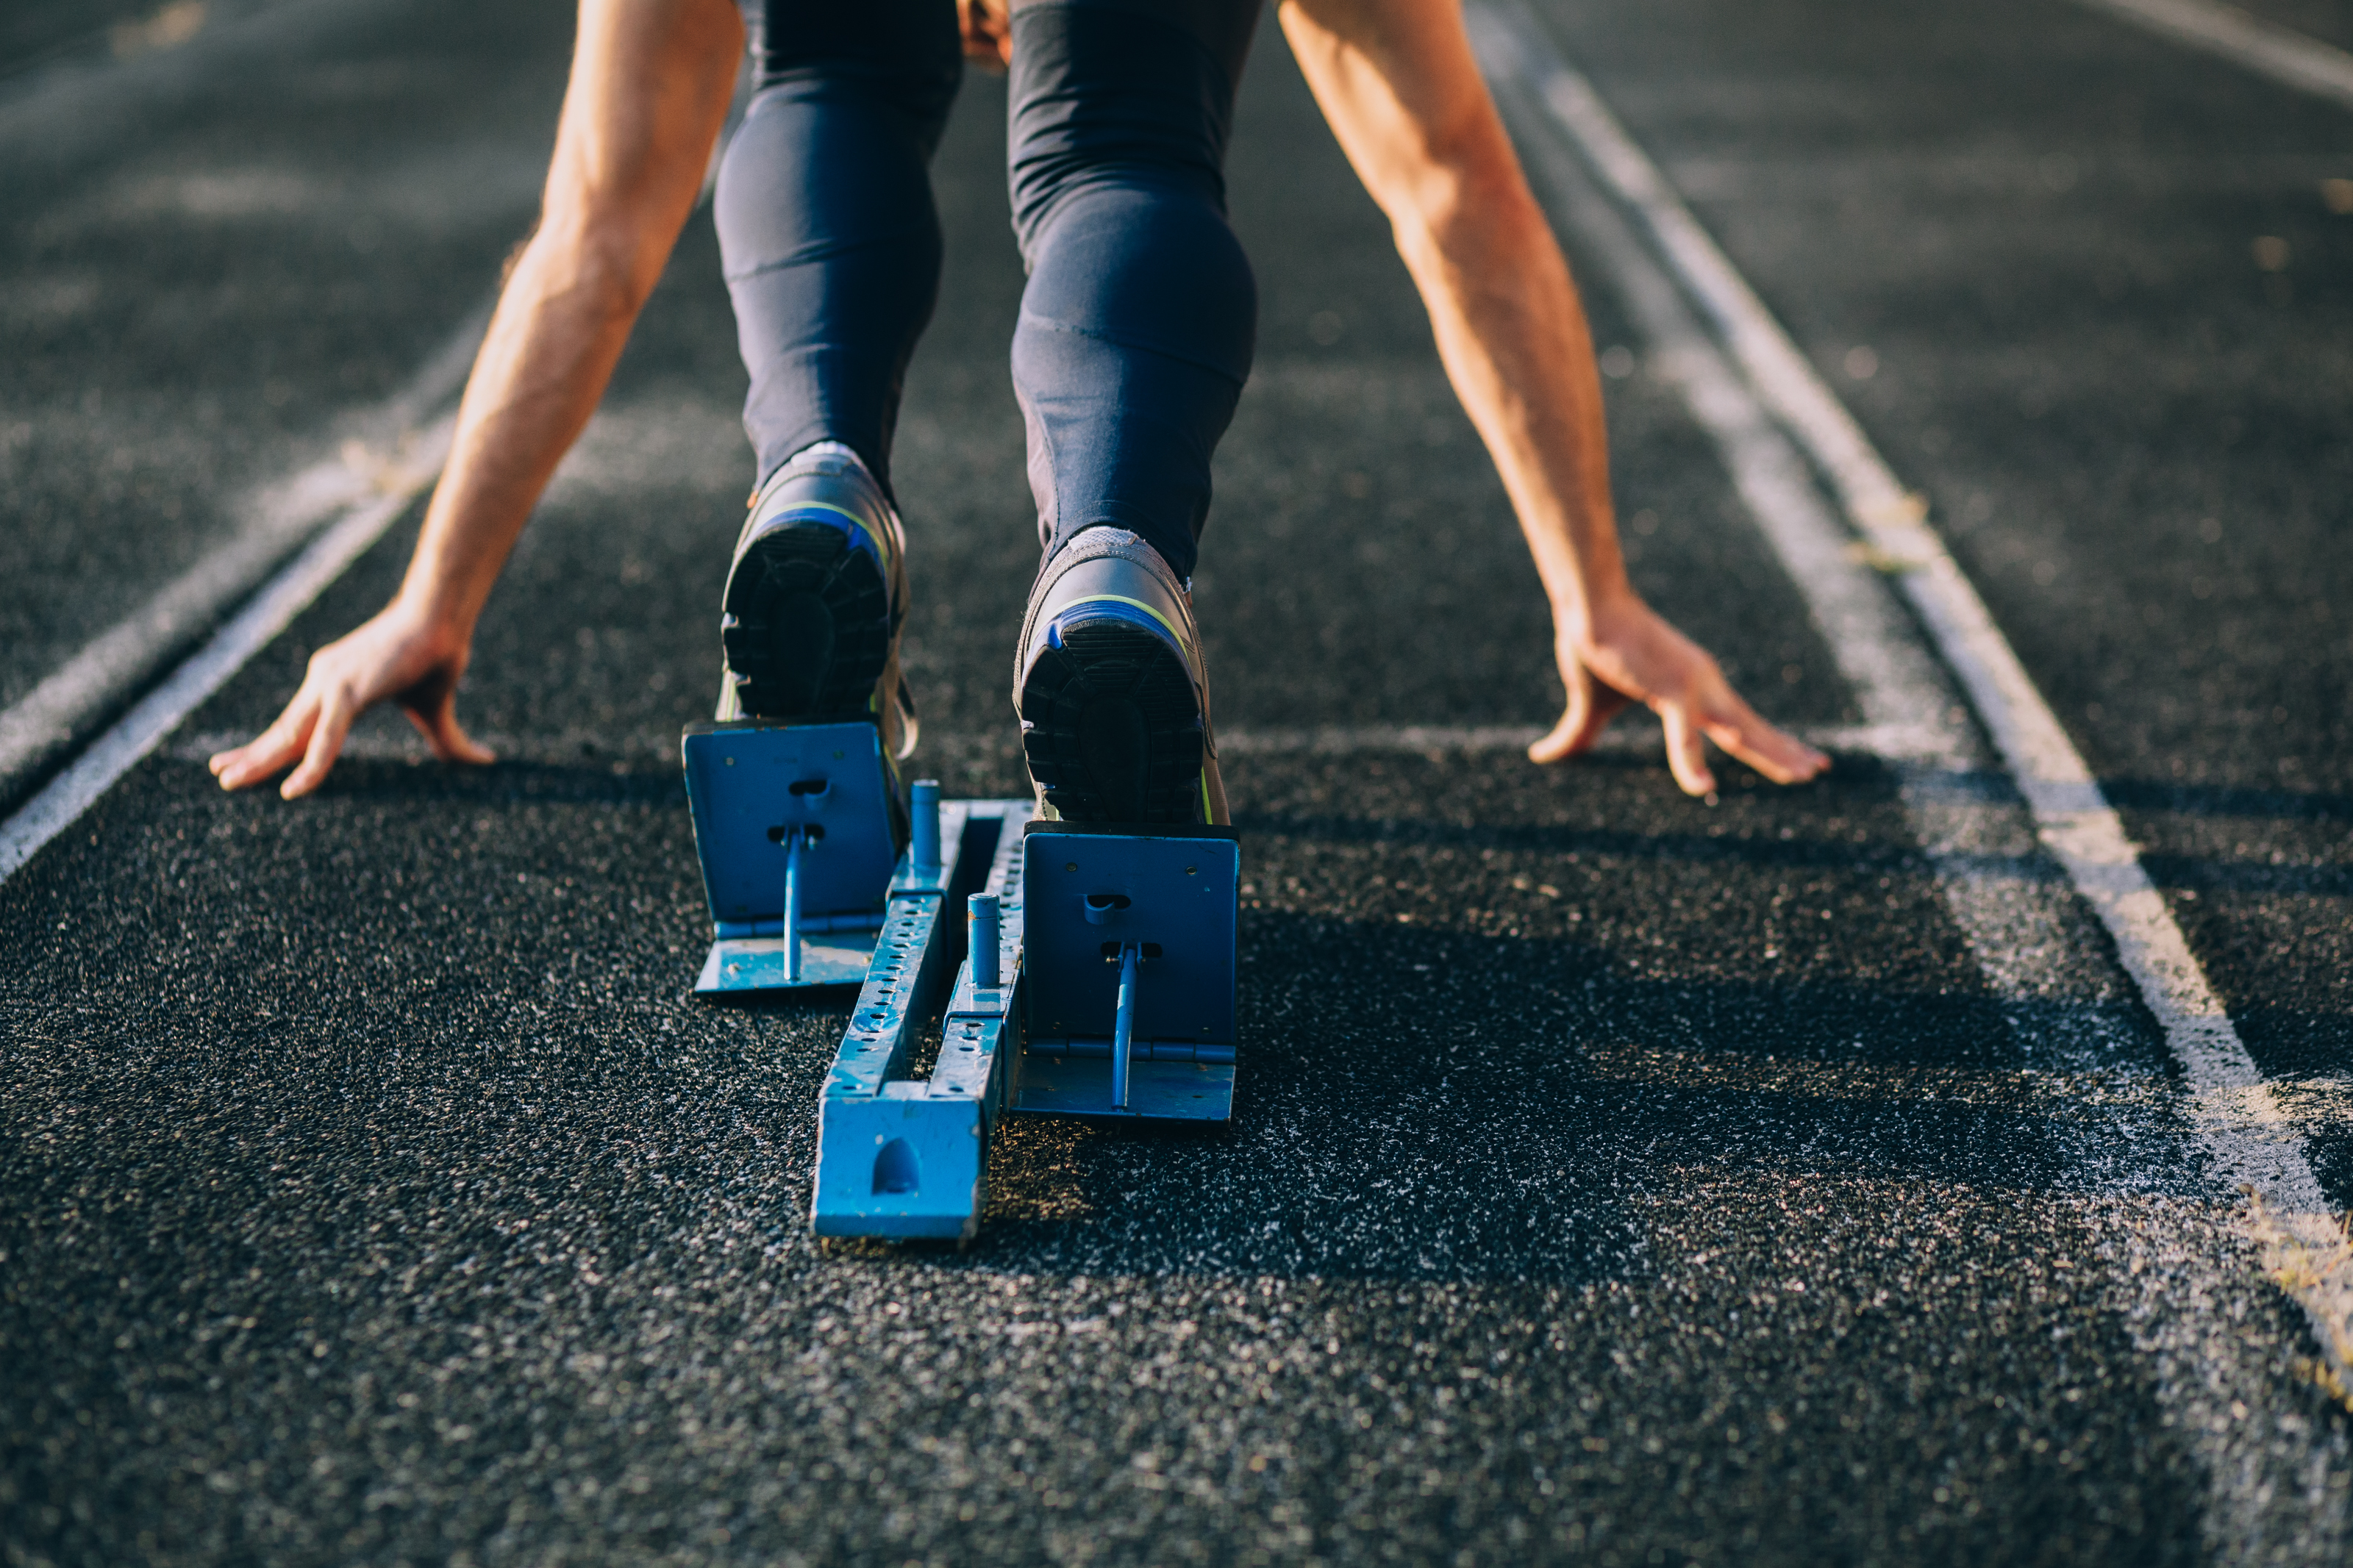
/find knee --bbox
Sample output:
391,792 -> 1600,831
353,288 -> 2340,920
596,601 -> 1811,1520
1021,185 -> 1256,384
715,84 -> 945,274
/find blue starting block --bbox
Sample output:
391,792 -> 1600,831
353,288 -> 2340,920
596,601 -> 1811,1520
1012,821 -> 1240,1122
810,796 -> 1027,1239
808,806 -> 1242,1241
682,719 -> 906,995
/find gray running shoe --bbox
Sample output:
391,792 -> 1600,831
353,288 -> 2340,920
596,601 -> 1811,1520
1014,527 -> 1227,826
716,443 -> 915,759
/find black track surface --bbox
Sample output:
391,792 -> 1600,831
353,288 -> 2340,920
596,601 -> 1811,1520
3,1 -> 2348,1564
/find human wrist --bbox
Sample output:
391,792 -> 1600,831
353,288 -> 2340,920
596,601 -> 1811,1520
385,582 -> 477,653
1550,569 -> 1641,653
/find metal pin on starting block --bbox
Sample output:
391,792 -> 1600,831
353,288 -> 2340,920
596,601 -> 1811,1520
779,827 -> 806,983
1110,941 -> 1140,1109
910,779 -> 940,873
969,892 -> 1000,987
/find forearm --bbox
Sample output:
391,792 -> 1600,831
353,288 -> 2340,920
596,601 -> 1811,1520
393,0 -> 742,640
1282,0 -> 1829,790
394,230 -> 650,636
1283,0 -> 1632,644
1392,179 -> 1632,641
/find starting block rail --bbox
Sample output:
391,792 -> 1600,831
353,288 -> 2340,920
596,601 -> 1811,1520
681,716 -> 1242,1242
812,801 -> 1029,1239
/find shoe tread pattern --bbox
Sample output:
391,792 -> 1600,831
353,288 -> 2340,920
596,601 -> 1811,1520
1020,617 -> 1204,823
720,520 -> 890,721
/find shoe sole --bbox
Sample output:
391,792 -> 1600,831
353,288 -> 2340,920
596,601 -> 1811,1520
1020,615 -> 1204,823
720,520 -> 890,721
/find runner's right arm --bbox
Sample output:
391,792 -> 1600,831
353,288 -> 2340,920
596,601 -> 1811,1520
211,0 -> 743,798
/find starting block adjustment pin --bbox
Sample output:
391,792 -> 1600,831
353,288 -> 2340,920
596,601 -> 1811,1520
1111,941 -> 1140,1110
969,893 -> 1000,989
910,779 -> 941,872
781,828 -> 806,984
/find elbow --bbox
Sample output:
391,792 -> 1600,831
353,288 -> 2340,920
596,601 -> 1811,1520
525,202 -> 669,321
1390,161 -> 1552,282
1384,117 -> 1552,273
580,218 -> 667,318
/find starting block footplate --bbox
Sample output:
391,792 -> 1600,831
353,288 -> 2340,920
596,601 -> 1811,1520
682,719 -> 903,998
1010,820 -> 1240,1123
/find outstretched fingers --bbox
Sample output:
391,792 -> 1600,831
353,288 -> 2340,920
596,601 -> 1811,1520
210,694 -> 320,792
204,606 -> 490,798
279,681 -> 360,799
1690,681 -> 1829,788
407,690 -> 496,767
1537,600 -> 1832,795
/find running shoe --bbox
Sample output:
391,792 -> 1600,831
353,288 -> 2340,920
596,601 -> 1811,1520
716,442 -> 915,758
1015,527 -> 1228,826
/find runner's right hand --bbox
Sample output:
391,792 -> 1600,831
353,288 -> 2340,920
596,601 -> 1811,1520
208,603 -> 493,798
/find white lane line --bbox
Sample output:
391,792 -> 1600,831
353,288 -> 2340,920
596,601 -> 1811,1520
160,721 -> 1929,773
1215,721 -> 1939,759
1474,0 -> 2345,1329
163,726 -> 682,767
0,300 -> 488,801
1474,14 -> 2140,1064
0,0 -> 400,165
2071,0 -> 2353,112
1470,0 -> 2352,1522
0,412 -> 455,884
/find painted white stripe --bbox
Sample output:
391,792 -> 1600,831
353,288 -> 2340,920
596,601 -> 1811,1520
154,720 -> 1937,771
0,413 -> 454,884
1468,9 -> 2102,1043
2071,0 -> 2353,112
164,726 -> 680,767
0,0 -> 399,168
1470,0 -> 2351,1464
0,300 -> 488,800
1215,720 -> 1941,759
1486,0 -> 2329,1197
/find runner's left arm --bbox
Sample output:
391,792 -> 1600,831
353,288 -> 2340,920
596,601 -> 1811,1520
1280,0 -> 1827,795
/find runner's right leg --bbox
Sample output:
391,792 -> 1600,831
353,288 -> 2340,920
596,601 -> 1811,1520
710,1 -> 960,746
1007,0 -> 1265,824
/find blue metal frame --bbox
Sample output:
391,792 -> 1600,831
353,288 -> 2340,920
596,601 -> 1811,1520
803,806 -> 1243,1240
812,797 -> 1029,1239
1011,823 -> 1240,1124
682,720 -> 901,996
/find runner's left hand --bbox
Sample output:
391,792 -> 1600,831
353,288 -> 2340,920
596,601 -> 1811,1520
207,601 -> 494,798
